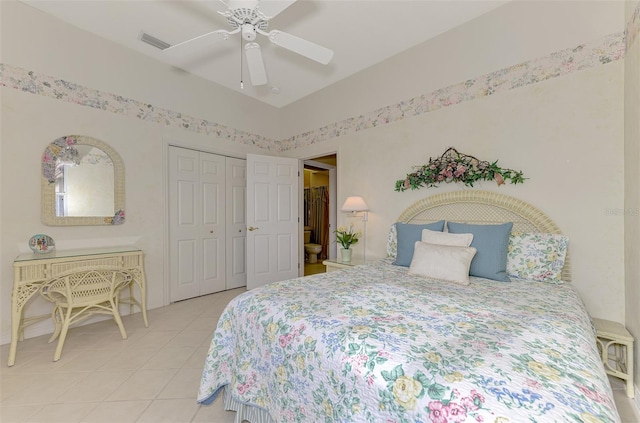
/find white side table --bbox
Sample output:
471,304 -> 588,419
592,317 -> 635,398
322,258 -> 365,272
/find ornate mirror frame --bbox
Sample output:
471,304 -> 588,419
41,135 -> 125,226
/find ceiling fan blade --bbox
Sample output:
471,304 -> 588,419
266,30 -> 333,65
244,42 -> 268,86
256,0 -> 297,19
164,29 -> 232,52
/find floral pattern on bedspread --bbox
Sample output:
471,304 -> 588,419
198,259 -> 619,423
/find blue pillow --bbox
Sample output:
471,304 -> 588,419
394,221 -> 445,267
447,221 -> 513,282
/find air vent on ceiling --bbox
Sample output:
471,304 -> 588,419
140,32 -> 171,50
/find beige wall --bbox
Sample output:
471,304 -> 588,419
625,0 -> 640,402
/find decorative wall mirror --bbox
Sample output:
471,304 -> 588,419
41,135 -> 125,226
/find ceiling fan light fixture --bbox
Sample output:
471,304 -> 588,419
241,23 -> 257,41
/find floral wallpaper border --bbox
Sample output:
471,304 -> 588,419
0,64 -> 279,151
0,31 -> 627,153
277,32 -> 625,152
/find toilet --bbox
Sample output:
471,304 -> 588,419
304,226 -> 322,263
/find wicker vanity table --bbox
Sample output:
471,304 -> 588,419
9,246 -> 147,366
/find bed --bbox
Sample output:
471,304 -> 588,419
197,190 -> 620,422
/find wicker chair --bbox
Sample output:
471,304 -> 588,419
40,268 -> 132,361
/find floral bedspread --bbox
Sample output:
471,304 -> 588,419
198,259 -> 619,423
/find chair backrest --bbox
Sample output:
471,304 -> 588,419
42,269 -> 132,308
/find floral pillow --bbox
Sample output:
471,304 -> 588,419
507,232 -> 569,283
387,223 -> 398,258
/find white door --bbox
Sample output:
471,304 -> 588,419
169,147 -> 226,302
246,154 -> 300,290
226,157 -> 247,289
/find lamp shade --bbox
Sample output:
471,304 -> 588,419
341,196 -> 369,212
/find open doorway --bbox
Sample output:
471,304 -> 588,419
303,154 -> 336,276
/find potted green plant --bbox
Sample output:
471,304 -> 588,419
335,225 -> 360,262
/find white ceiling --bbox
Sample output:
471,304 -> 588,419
21,0 -> 508,108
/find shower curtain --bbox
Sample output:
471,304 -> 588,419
304,186 -> 330,260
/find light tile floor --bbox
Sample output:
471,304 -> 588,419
0,288 -> 245,423
1,288 -> 639,423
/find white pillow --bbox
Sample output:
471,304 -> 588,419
408,241 -> 477,285
422,229 -> 473,247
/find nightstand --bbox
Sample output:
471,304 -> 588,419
322,258 -> 365,272
592,317 -> 635,398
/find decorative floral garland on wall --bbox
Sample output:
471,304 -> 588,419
395,147 -> 526,192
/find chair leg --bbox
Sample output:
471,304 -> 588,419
53,306 -> 73,362
110,299 -> 128,340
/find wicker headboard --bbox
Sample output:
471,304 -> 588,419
397,190 -> 571,282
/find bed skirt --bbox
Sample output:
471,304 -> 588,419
222,385 -> 274,423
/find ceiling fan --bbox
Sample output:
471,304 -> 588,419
160,0 -> 334,87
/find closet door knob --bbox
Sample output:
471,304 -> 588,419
248,226 -> 259,231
